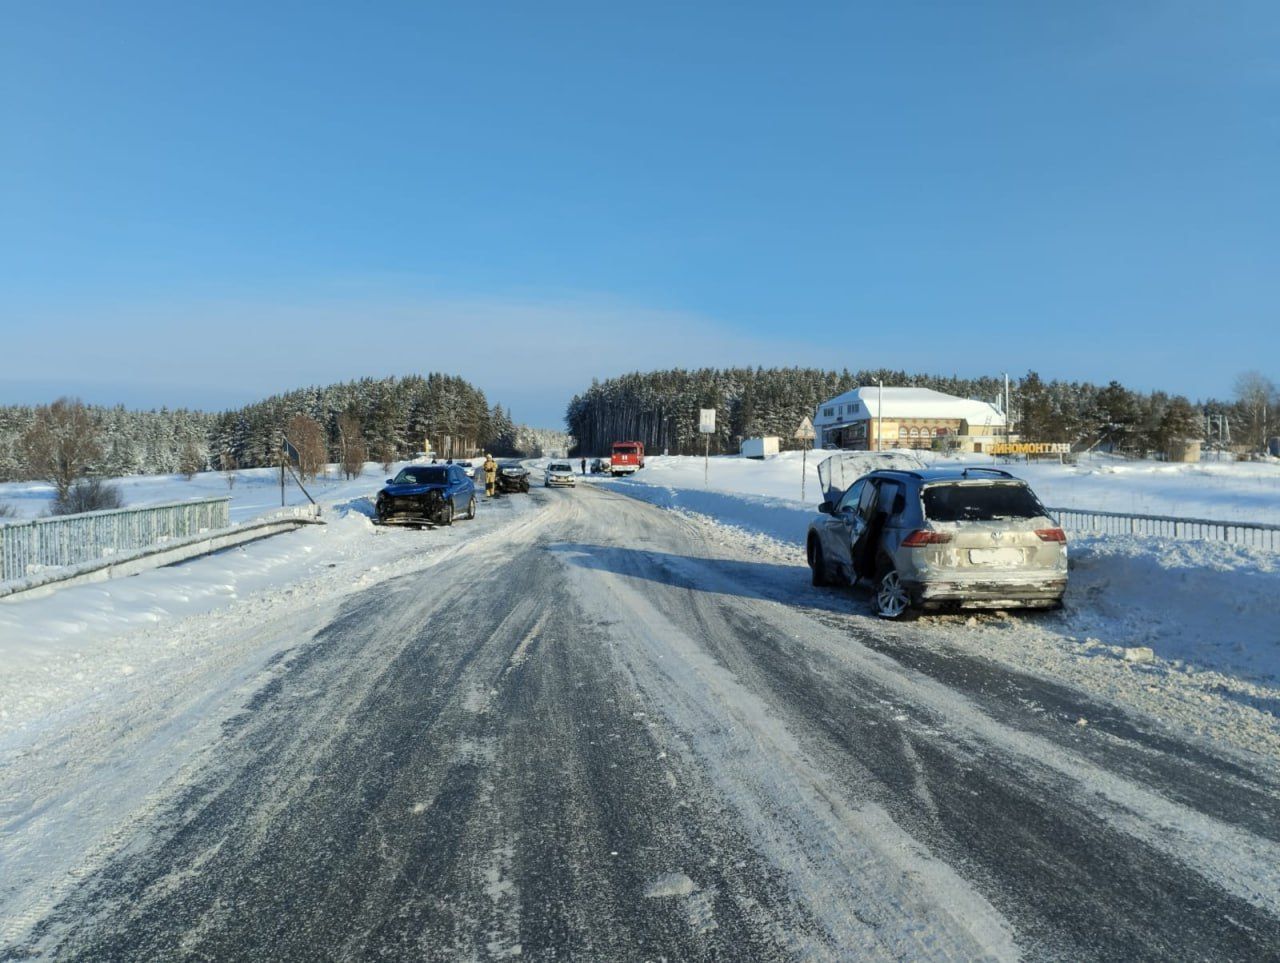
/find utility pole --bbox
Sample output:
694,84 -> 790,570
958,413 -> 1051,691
877,381 -> 884,451
1004,372 -> 1011,443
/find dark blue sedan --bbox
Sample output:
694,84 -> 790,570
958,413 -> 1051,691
375,465 -> 477,527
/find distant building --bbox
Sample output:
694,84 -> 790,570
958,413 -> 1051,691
1166,440 -> 1202,463
814,387 -> 1007,452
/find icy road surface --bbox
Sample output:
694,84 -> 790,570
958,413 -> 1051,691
4,485 -> 1280,961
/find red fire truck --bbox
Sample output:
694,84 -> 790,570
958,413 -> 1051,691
610,441 -> 645,476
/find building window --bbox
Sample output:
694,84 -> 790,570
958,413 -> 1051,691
898,426 -> 909,438
823,407 -> 834,418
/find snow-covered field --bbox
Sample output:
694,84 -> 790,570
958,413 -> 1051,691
586,451 -> 1280,759
0,460 -> 472,523
585,449 -> 1280,524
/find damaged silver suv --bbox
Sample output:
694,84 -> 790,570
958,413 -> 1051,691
807,461 -> 1068,619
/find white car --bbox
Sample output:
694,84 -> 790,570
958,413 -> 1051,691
545,462 -> 577,488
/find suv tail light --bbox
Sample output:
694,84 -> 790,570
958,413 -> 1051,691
901,529 -> 953,547
1035,527 -> 1067,543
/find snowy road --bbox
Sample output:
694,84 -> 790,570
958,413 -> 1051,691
4,485 -> 1280,961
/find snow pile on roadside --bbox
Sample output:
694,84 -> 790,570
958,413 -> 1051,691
0,489 -> 538,737
0,513 -> 371,730
1063,535 -> 1280,684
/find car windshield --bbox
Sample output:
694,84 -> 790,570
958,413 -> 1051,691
549,463 -> 571,472
922,482 -> 1046,522
393,467 -> 448,485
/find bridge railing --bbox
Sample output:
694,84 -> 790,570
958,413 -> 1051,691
0,497 -> 232,584
1049,506 -> 1280,551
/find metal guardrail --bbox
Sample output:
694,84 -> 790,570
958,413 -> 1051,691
1049,506 -> 1280,551
256,503 -> 323,523
0,497 -> 232,583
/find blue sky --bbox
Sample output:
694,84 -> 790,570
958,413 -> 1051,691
2,1 -> 1276,426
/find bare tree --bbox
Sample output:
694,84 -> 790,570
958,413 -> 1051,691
337,410 -> 367,480
220,451 -> 238,489
18,397 -> 103,501
286,414 -> 327,480
0,503 -> 16,519
1235,371 -> 1275,451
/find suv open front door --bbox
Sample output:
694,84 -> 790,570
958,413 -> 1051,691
820,478 -> 877,584
848,480 -> 882,581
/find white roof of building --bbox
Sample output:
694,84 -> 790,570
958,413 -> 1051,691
817,387 -> 1006,427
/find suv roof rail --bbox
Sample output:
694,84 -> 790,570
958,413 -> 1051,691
960,467 -> 1016,479
871,468 -> 923,479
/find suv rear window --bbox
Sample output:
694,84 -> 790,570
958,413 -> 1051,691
922,482 -> 1045,522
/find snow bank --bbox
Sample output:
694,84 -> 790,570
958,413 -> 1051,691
0,478 -> 537,736
1064,535 -> 1280,685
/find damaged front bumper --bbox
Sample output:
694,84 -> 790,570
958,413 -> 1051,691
376,492 -> 448,525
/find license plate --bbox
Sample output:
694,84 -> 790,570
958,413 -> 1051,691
968,548 -> 1022,565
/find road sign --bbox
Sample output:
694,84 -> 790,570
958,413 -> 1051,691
699,408 -> 716,434
794,417 -> 816,502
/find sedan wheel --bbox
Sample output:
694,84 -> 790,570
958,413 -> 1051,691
873,566 -> 915,620
465,496 -> 476,520
438,499 -> 454,527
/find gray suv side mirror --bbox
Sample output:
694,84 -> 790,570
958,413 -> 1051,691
818,501 -> 834,515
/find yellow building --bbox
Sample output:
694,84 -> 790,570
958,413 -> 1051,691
814,387 -> 1007,452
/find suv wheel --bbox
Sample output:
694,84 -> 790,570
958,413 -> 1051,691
873,563 -> 916,620
808,537 -> 829,587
